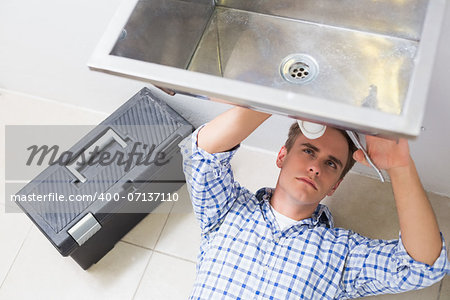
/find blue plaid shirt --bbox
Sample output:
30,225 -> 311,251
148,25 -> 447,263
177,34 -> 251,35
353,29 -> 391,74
180,127 -> 449,299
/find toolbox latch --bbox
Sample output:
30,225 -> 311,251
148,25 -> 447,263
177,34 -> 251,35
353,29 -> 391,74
68,213 -> 102,246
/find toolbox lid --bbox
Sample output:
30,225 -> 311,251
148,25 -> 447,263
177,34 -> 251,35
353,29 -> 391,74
14,88 -> 193,256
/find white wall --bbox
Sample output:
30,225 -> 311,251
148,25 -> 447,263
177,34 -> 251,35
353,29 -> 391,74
1,0 -> 449,196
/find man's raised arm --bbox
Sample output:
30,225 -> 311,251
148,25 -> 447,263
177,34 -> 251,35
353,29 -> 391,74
197,106 -> 271,154
353,137 -> 442,266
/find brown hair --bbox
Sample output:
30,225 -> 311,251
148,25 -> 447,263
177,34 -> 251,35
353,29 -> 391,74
285,122 -> 357,180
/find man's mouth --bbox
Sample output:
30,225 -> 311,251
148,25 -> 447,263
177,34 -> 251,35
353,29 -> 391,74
296,177 -> 318,190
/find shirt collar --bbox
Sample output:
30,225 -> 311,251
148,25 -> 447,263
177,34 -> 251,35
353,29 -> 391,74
255,187 -> 334,229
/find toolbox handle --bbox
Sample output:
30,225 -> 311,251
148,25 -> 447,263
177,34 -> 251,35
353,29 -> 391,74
66,128 -> 127,183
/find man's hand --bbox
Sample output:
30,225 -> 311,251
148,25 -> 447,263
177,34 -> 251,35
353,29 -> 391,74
352,136 -> 410,172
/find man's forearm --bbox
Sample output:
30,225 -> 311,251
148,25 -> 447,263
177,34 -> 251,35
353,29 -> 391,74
389,157 -> 442,266
197,107 -> 271,154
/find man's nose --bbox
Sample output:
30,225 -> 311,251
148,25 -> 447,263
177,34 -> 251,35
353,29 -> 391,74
308,163 -> 320,176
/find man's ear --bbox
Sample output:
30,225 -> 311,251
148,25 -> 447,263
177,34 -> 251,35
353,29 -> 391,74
327,179 -> 343,196
276,146 -> 287,168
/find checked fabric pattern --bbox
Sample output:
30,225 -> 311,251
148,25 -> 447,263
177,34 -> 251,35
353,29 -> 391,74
180,126 -> 449,300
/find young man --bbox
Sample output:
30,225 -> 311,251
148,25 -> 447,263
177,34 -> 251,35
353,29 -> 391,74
180,106 -> 449,299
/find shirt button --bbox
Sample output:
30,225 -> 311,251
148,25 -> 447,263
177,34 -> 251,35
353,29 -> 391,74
213,168 -> 221,177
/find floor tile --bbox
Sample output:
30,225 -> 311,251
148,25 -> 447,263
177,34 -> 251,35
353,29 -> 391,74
323,173 -> 450,299
154,185 -> 201,262
1,89 -> 109,183
429,192 -> 450,300
121,201 -> 174,249
438,239 -> 450,300
231,145 -> 279,193
133,252 -> 196,300
0,211 -> 31,286
439,273 -> 450,300
0,226 -> 152,300
324,172 -> 450,242
322,173 -> 400,240
428,192 -> 450,248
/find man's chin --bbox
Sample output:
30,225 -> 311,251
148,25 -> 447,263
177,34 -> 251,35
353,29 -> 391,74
291,193 -> 321,207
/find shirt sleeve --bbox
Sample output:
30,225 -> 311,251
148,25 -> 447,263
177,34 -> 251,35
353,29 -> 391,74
179,125 -> 242,234
337,231 -> 449,298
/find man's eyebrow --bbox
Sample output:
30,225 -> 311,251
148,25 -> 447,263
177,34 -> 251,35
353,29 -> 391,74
301,143 -> 343,168
301,143 -> 320,152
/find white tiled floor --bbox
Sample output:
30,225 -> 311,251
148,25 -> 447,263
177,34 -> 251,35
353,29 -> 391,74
440,275 -> 450,300
0,90 -> 448,299
154,186 -> 202,262
133,251 -> 196,300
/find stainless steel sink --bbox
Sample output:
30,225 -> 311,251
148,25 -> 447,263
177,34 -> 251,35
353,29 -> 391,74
88,0 -> 446,138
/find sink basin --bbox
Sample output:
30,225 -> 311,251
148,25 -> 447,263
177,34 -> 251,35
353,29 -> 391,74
88,0 -> 446,138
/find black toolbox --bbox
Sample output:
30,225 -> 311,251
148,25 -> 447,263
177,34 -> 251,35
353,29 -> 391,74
14,87 -> 193,269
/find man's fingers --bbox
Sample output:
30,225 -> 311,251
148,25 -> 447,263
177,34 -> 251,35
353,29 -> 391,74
353,150 -> 370,167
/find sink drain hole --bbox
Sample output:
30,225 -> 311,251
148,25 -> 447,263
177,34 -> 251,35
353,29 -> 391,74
280,54 -> 319,84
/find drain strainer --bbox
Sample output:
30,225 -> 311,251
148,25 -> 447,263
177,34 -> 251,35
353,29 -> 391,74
280,54 -> 319,84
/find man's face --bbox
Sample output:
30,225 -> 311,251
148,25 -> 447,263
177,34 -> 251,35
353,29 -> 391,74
275,127 -> 349,207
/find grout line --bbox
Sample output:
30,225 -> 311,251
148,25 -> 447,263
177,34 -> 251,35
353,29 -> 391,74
152,201 -> 176,249
129,249 -> 196,300
436,239 -> 449,300
0,225 -> 33,289
120,239 -> 153,251
121,239 -> 196,264
130,248 -> 155,300
119,202 -> 174,253
151,249 -> 196,265
120,238 -> 197,265
120,239 -> 149,249
436,241 -> 449,300
129,200 -> 194,300
128,200 -> 178,300
437,278 -> 443,300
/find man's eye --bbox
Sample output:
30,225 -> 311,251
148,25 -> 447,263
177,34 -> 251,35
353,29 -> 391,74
326,160 -> 337,169
303,149 -> 313,155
